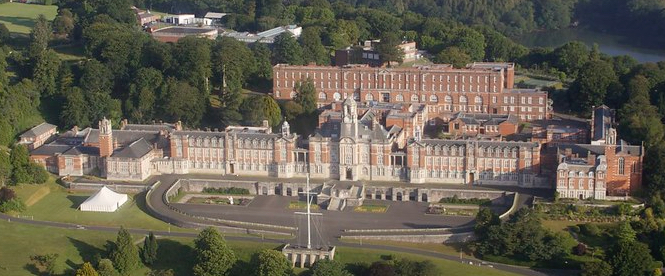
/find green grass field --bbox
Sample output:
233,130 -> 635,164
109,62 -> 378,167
0,220 -> 517,276
0,2 -> 58,34
13,179 -> 192,232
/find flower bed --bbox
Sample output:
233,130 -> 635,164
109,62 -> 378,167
187,196 -> 252,206
353,204 -> 388,213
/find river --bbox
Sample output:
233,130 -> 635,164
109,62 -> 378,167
513,28 -> 665,63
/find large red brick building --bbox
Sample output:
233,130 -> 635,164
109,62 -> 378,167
272,63 -> 549,122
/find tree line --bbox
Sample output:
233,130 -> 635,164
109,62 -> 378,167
134,0 -> 665,47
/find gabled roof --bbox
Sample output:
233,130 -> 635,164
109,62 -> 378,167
20,122 -> 56,138
111,138 -> 153,159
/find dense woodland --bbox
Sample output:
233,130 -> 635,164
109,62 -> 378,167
2,0 -> 665,274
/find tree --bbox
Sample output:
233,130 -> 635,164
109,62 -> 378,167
192,227 -> 236,276
61,87 -> 91,128
251,249 -> 292,276
374,32 -> 404,66
173,37 -> 212,95
619,75 -> 665,148
607,240 -> 655,276
160,78 -> 205,127
28,163 -> 49,184
474,208 -> 500,238
126,68 -> 162,123
393,259 -> 438,276
295,78 -> 317,114
301,27 -> 329,66
310,259 -> 352,276
553,41 -> 589,76
141,232 -> 158,265
211,37 -> 256,92
327,20 -> 359,49
30,254 -> 59,275
450,28 -> 486,61
281,101 -> 303,121
368,261 -> 397,276
240,96 -> 282,127
0,151 -> 9,186
110,227 -> 141,275
0,187 -> 16,203
76,262 -> 99,276
53,9 -> 75,37
0,23 -> 9,45
10,144 -> 30,185
273,33 -> 304,65
434,47 -> 471,68
96,259 -> 118,276
615,221 -> 637,242
581,261 -> 612,276
32,49 -> 62,96
569,60 -> 617,113
252,43 -> 273,82
29,14 -> 50,58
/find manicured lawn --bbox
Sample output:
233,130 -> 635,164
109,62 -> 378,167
334,247 -> 519,276
15,179 -> 191,232
340,238 -> 476,259
0,219 -> 518,276
0,3 -> 58,34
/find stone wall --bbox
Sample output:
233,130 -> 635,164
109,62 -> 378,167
67,181 -> 149,193
341,232 -> 475,244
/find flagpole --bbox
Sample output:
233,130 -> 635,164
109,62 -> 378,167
306,173 -> 312,249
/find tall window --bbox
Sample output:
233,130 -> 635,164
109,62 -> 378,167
618,157 -> 625,175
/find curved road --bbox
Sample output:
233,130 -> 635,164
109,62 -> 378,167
0,174 -> 564,276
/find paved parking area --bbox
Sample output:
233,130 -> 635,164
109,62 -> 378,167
173,195 -> 475,243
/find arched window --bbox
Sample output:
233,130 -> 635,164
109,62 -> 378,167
365,93 -> 374,101
290,91 -> 297,98
475,96 -> 483,103
444,95 -> 452,102
459,95 -> 468,103
396,94 -> 404,102
318,92 -> 327,100
411,94 -> 419,101
430,95 -> 438,102
618,158 -> 625,175
333,92 -> 341,101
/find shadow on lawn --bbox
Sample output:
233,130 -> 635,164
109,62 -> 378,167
151,239 -> 195,275
0,16 -> 36,30
66,195 -> 88,209
67,237 -> 108,264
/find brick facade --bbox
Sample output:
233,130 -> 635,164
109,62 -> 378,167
272,63 -> 547,122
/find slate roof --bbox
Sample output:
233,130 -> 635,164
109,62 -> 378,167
20,122 -> 56,138
413,139 -> 539,148
593,105 -> 614,141
451,112 -> 517,126
63,146 -> 100,156
30,144 -> 71,156
122,124 -> 175,132
86,130 -> 161,145
111,138 -> 153,159
557,142 -> 642,157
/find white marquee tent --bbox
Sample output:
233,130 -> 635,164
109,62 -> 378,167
79,186 -> 129,212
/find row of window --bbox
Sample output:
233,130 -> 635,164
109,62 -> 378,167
277,71 -> 500,85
